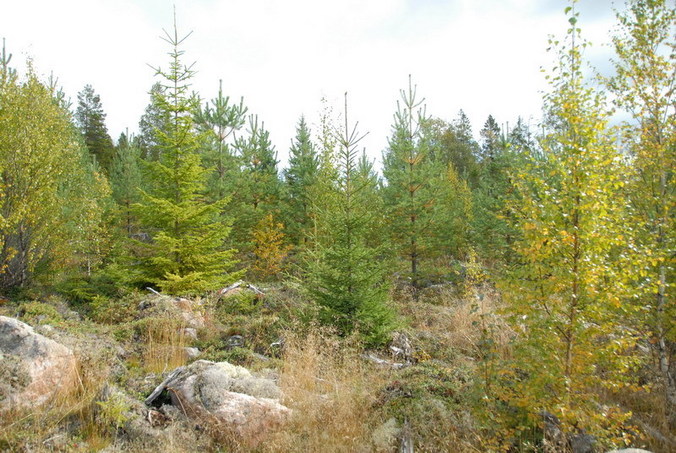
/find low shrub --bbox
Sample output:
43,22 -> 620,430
90,293 -> 138,324
18,300 -> 63,325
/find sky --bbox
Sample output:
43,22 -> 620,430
1,0 -> 619,167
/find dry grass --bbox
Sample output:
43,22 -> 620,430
599,381 -> 676,453
142,318 -> 188,374
258,326 -> 391,453
398,283 -> 513,361
0,280 -> 526,452
385,283 -> 517,452
0,355 -> 112,452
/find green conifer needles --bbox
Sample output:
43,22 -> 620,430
305,94 -> 395,346
135,18 -> 240,294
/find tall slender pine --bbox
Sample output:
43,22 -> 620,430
382,76 -> 437,289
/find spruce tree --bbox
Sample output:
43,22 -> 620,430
478,115 -> 503,162
305,97 -> 341,251
194,80 -> 247,201
508,117 -> 537,155
135,18 -> 240,294
75,84 -> 115,173
284,115 -> 320,246
428,112 -> 480,186
356,150 -> 388,250
306,94 -> 395,346
472,116 -> 519,262
111,135 -> 142,237
138,82 -> 171,161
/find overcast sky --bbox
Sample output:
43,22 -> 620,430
1,0 -> 619,166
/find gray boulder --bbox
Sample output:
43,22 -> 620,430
183,347 -> 200,360
390,331 -> 414,363
226,334 -> 244,349
146,360 -> 289,441
137,295 -> 205,329
183,327 -> 198,340
0,316 -> 77,411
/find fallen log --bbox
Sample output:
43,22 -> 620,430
145,367 -> 185,406
361,353 -> 409,370
217,281 -> 265,298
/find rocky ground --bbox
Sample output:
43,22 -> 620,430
0,283 -> 669,452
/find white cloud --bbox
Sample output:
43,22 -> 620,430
1,0 -> 617,167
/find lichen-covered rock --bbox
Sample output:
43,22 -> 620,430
390,331 -> 414,363
138,295 -> 205,329
146,360 -> 289,442
0,316 -> 77,411
183,347 -> 200,360
372,417 -> 400,451
183,327 -> 198,340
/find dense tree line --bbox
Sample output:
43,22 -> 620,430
0,0 -> 672,446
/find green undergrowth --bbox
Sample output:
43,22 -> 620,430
0,272 -> 663,452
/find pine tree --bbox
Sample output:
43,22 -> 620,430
381,76 -> 438,288
135,17 -> 240,294
607,0 -> 676,412
194,80 -> 247,201
111,135 -> 142,237
75,84 -> 115,173
305,94 -> 395,346
284,115 -> 320,246
499,4 -> 636,439
230,115 -> 281,252
0,38 -> 15,87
